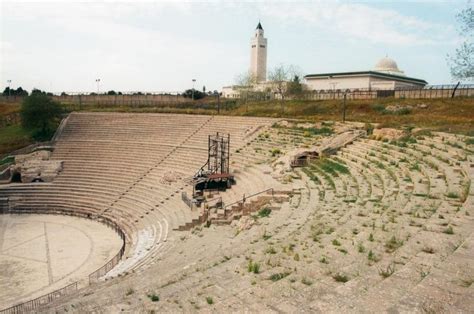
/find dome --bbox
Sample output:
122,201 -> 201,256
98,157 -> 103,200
374,57 -> 404,75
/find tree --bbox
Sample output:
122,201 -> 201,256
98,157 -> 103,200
2,86 -> 28,96
182,89 -> 206,100
448,2 -> 473,81
287,75 -> 304,96
21,93 -> 62,140
234,71 -> 257,104
31,88 -> 46,95
268,64 -> 301,101
107,90 -> 117,95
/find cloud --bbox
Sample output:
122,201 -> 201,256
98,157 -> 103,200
1,1 -> 240,92
256,1 -> 457,45
0,1 -> 460,91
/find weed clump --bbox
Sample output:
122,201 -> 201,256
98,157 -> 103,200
247,260 -> 260,274
257,207 -> 272,218
379,263 -> 396,278
333,273 -> 349,283
385,236 -> 404,253
301,277 -> 313,286
147,293 -> 160,302
269,272 -> 290,282
443,226 -> 454,235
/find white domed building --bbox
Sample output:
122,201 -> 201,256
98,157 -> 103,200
304,57 -> 427,92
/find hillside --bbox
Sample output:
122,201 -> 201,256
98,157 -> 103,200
0,97 -> 472,156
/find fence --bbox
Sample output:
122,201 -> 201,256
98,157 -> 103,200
88,217 -> 126,284
0,209 -> 126,313
299,84 -> 474,100
0,282 -> 78,314
224,188 -> 274,211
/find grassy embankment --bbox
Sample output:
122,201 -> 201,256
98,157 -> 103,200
0,97 -> 473,156
68,97 -> 473,134
0,102 -> 33,155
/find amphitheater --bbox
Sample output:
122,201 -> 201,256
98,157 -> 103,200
0,112 -> 473,313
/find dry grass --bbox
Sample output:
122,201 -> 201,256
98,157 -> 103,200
0,97 -> 472,157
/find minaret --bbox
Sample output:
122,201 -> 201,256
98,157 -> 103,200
250,22 -> 267,83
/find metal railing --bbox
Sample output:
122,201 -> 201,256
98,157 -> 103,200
0,282 -> 78,314
224,188 -> 274,210
88,217 -> 126,284
181,191 -> 194,209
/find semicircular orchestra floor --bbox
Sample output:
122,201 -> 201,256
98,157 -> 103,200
0,214 -> 123,310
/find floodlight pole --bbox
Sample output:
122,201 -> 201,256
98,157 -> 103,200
7,80 -> 12,97
342,93 -> 347,123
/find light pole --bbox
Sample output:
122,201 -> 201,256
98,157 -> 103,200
95,78 -> 101,94
342,92 -> 347,123
7,80 -> 12,97
192,79 -> 196,100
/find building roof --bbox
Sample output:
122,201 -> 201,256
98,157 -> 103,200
373,57 -> 404,75
304,71 -> 427,85
256,22 -> 263,30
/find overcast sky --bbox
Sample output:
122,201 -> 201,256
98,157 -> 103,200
0,0 -> 468,94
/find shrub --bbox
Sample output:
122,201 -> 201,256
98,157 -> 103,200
443,226 -> 454,235
206,296 -> 214,305
147,293 -> 159,302
446,192 -> 459,199
258,207 -> 272,218
365,123 -> 374,135
371,104 -> 386,112
270,148 -> 281,157
269,272 -> 290,282
21,93 -> 63,140
265,246 -> 277,254
465,138 -> 474,145
332,273 -> 349,283
368,250 -> 379,262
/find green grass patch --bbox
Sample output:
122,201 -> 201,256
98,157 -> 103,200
247,260 -> 260,274
0,125 -> 34,155
316,158 -> 349,175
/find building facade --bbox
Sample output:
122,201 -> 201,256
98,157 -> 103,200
304,57 -> 427,91
250,22 -> 267,83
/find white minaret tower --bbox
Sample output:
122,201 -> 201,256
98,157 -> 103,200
250,22 -> 267,83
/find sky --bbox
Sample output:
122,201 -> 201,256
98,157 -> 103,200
0,0 -> 469,94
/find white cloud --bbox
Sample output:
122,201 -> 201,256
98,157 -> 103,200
0,1 -> 461,91
257,1 -> 456,45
